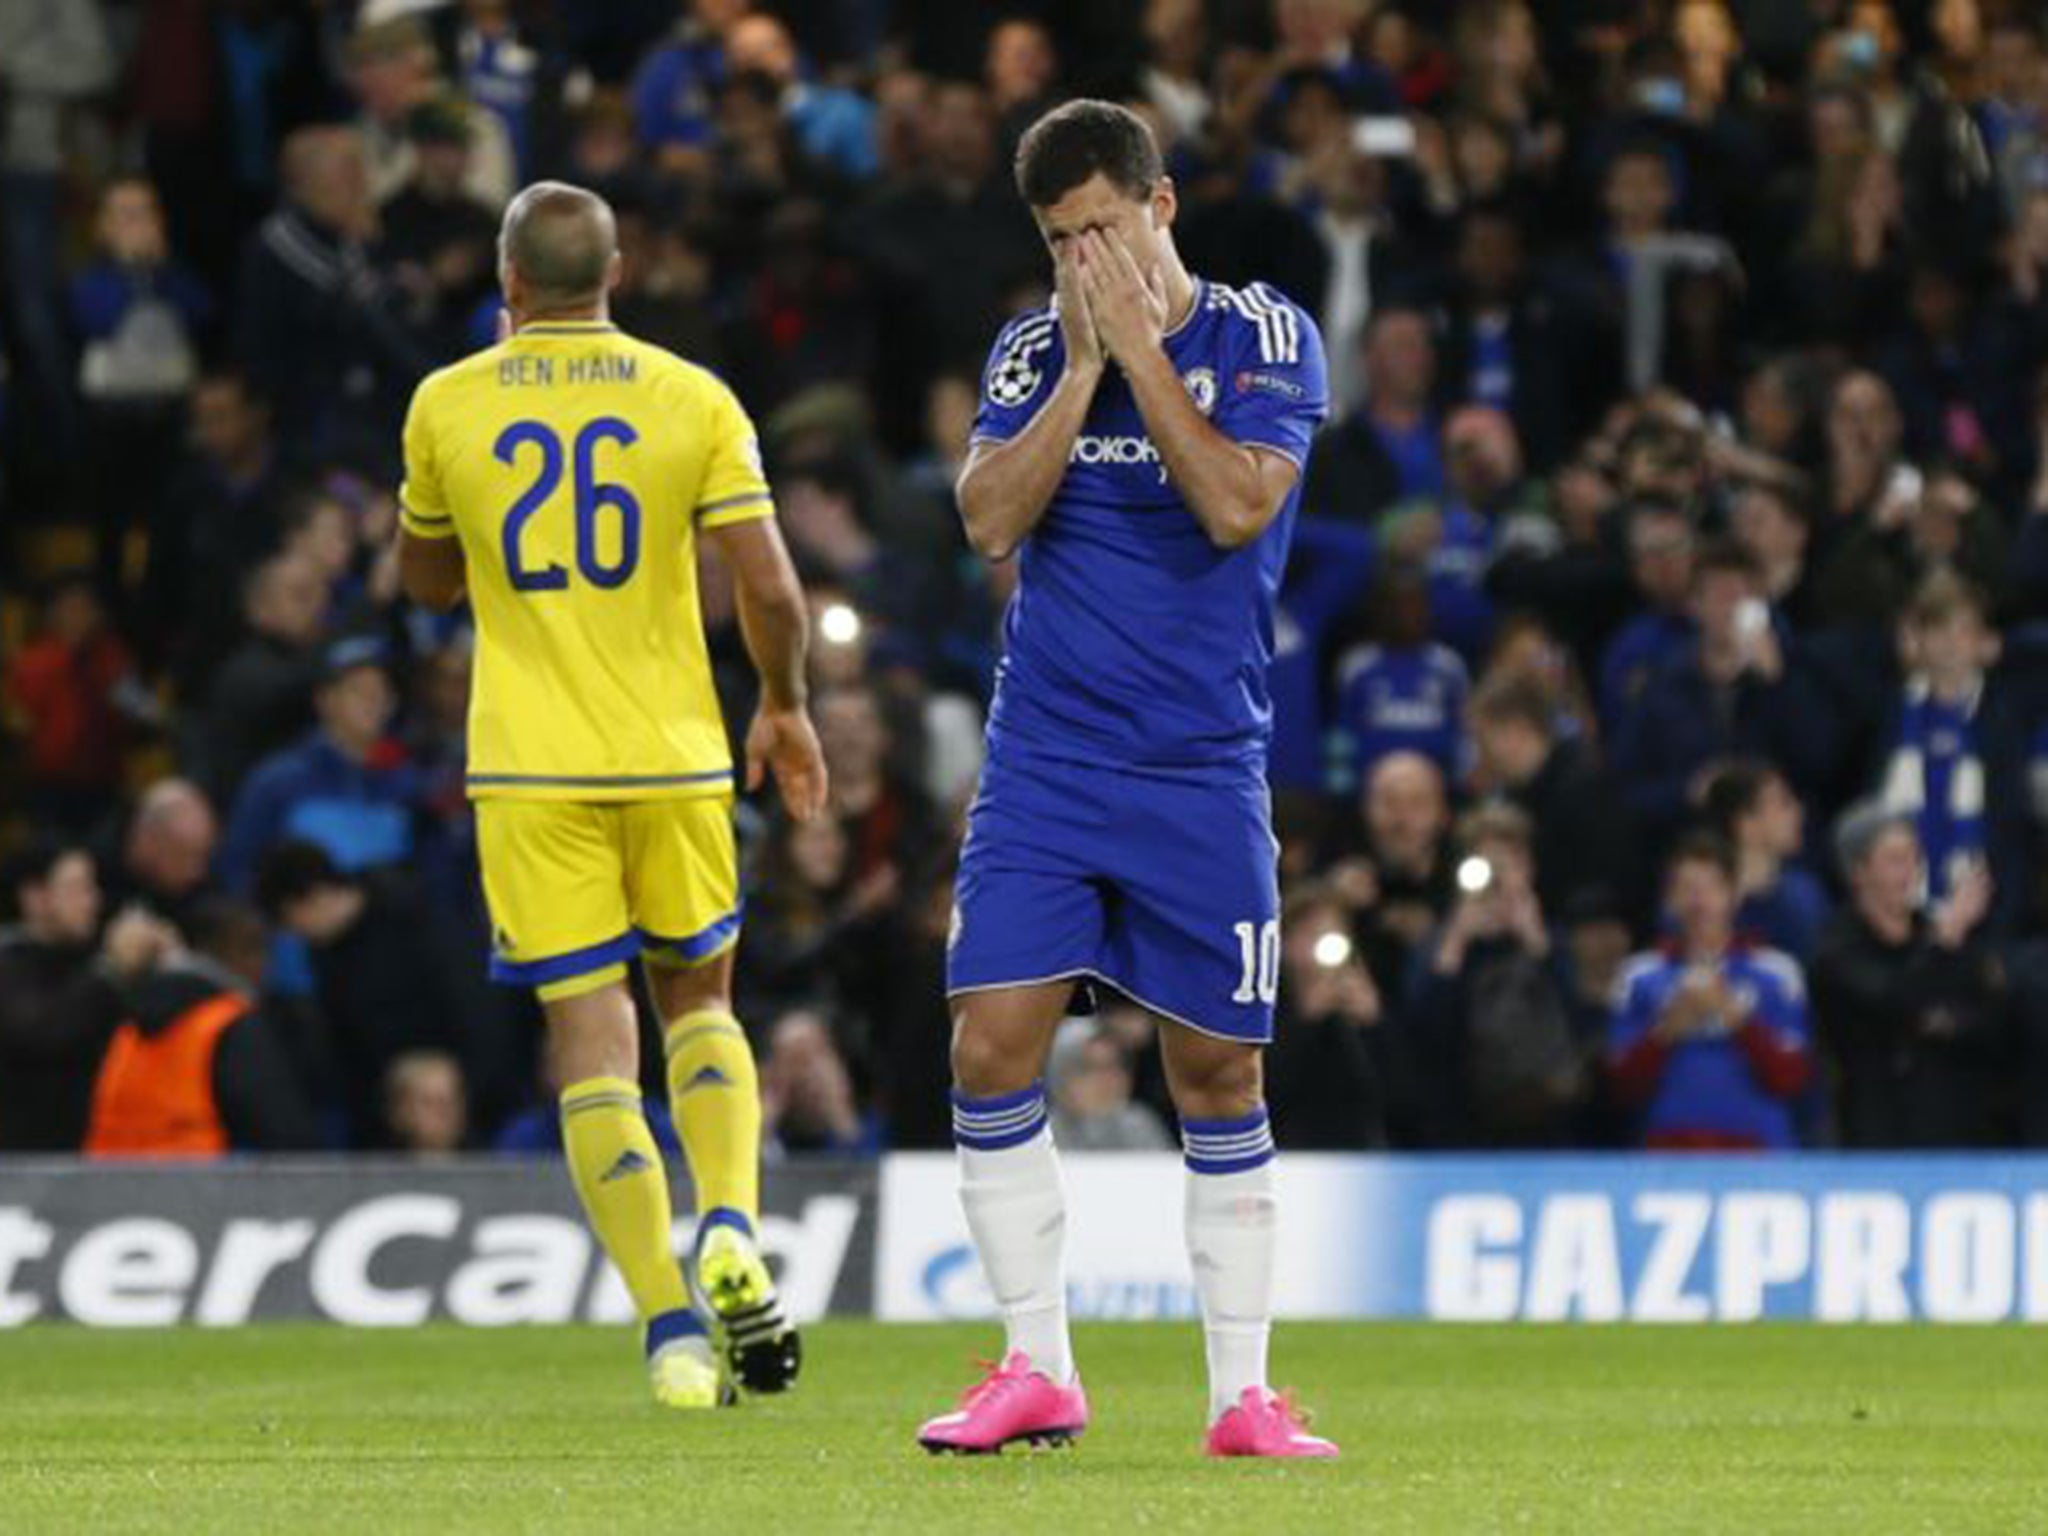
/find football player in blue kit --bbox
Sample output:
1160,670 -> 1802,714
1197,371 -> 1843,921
915,100 -> 1338,1460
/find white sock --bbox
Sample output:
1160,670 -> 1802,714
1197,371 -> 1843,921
1183,1107 -> 1277,1422
953,1081 -> 1074,1385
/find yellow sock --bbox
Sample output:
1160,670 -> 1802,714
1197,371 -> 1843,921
664,1010 -> 761,1231
559,1077 -> 690,1322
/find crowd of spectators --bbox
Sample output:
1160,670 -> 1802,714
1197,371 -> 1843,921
7,0 -> 2048,1158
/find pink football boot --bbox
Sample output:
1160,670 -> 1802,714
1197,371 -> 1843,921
1204,1387 -> 1340,1459
917,1351 -> 1090,1455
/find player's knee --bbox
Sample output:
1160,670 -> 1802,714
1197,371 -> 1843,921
1168,1045 -> 1263,1122
949,1016 -> 1036,1098
647,953 -> 734,1020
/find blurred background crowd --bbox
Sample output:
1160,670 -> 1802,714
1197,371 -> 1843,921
7,0 -> 2048,1159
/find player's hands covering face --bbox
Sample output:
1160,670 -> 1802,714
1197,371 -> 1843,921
1054,240 -> 1104,376
747,705 -> 830,823
1078,230 -> 1168,366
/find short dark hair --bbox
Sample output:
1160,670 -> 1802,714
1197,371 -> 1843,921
1692,535 -> 1760,585
1666,829 -> 1737,884
3,836 -> 87,913
1699,759 -> 1772,837
255,839 -> 348,918
1014,99 -> 1161,207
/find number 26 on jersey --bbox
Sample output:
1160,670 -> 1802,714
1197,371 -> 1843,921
496,416 -> 640,592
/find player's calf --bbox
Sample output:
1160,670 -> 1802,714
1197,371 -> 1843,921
1177,1088 -> 1339,1458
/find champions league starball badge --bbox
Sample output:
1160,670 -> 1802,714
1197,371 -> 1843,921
988,352 -> 1042,407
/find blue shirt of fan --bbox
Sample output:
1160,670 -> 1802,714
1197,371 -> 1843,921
1335,641 -> 1470,781
1374,415 -> 1444,501
1609,945 -> 1810,1150
1424,499 -> 1496,661
972,279 -> 1329,777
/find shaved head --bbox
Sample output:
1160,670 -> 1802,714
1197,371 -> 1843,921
499,181 -> 619,314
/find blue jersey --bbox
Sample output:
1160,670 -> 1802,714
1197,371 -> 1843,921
1335,640 -> 1469,781
1608,945 -> 1810,1149
972,279 -> 1329,777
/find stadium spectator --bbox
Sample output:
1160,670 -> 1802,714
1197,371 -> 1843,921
104,778 -> 221,939
455,0 -> 540,179
1407,801 -> 1584,1148
985,18 -> 1059,154
844,77 -> 1039,425
1140,0 -> 1212,143
85,897 -> 325,1156
1389,404 -> 1545,662
1266,884 -> 1393,1149
631,0 -> 747,170
167,372 -> 290,677
1437,204 -> 1588,470
1702,760 -> 1830,963
1301,304 -> 1440,523
1333,561 -> 1470,783
235,125 -> 428,457
220,637 -> 421,891
1607,834 -> 1813,1150
190,553 -> 329,801
1047,1017 -> 1173,1152
380,96 -> 502,362
0,0 -> 110,501
1611,539 -> 1838,845
1816,462 -> 2008,625
1863,571 -> 2037,918
760,1006 -> 879,1156
1810,805 -> 2008,1148
817,680 -> 934,884
1269,514 -> 1375,793
71,177 -> 211,620
737,810 -> 898,1024
384,1049 -> 469,1156
4,575 -> 154,832
1468,671 -> 1631,915
1598,500 -> 1697,736
0,842 -> 179,1151
1819,369 -> 1916,531
724,13 -> 877,179
1352,750 -> 1454,951
347,19 -> 514,210
257,840 -> 459,1148
1729,480 -> 1818,630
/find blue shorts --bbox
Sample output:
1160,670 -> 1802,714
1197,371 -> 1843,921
946,746 -> 1280,1043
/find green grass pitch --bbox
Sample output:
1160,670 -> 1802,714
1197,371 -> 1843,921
4,1322 -> 2047,1534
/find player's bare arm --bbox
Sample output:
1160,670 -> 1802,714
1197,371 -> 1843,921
954,242 -> 1104,562
396,525 -> 467,609
1080,230 -> 1300,551
707,515 -> 829,822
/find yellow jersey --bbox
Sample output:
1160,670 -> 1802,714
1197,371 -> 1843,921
399,319 -> 771,801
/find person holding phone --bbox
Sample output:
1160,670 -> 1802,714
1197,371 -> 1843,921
1606,833 -> 1812,1149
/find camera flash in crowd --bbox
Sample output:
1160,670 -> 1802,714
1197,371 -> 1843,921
818,602 -> 863,647
1312,930 -> 1353,970
1456,856 -> 1494,896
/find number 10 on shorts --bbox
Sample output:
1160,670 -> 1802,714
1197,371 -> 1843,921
1232,919 -> 1279,1004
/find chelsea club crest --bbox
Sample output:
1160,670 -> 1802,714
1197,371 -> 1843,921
1182,367 -> 1217,415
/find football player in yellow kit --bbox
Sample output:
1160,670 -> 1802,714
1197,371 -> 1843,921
397,181 -> 826,1409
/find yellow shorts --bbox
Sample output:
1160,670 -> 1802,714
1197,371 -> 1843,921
475,796 -> 740,1001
